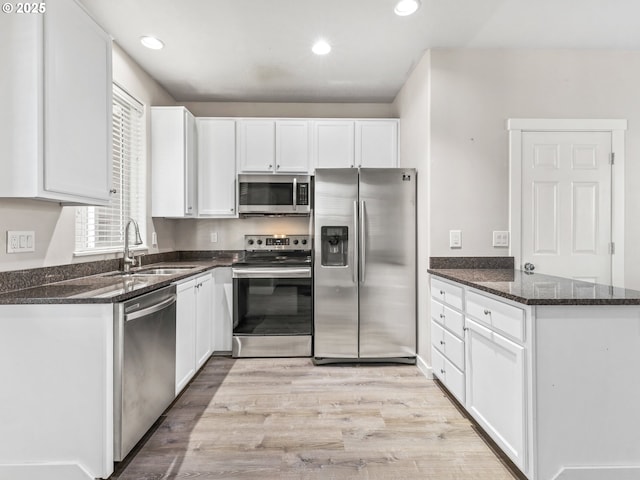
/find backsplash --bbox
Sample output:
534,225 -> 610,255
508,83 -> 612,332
429,256 -> 515,269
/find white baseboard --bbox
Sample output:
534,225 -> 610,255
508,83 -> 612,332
416,354 -> 433,379
553,466 -> 640,480
0,463 -> 95,480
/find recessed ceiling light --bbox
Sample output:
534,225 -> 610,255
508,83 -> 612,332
312,40 -> 331,55
394,0 -> 421,16
140,36 -> 164,50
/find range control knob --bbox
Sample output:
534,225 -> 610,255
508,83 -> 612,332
257,239 -> 263,245
293,239 -> 299,245
301,239 -> 307,245
248,239 -> 254,245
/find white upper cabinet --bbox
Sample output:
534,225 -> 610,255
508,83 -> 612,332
197,118 -> 237,217
151,107 -> 197,218
0,0 -> 113,204
237,119 -> 311,174
355,120 -> 399,168
275,120 -> 311,173
237,120 -> 276,173
313,121 -> 355,169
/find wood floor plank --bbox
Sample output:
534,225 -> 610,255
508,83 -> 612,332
109,357 -> 520,480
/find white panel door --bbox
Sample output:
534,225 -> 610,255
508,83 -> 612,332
237,120 -> 275,172
195,274 -> 213,369
276,120 -> 310,173
313,120 -> 355,169
465,317 -> 526,471
522,131 -> 612,284
197,118 -> 236,216
175,279 -> 196,395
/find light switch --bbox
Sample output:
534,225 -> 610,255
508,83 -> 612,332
493,231 -> 509,247
210,232 -> 218,243
449,230 -> 462,249
7,231 -> 35,253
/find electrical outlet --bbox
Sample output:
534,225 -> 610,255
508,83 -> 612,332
7,231 -> 35,253
493,230 -> 509,247
210,232 -> 218,243
449,230 -> 462,249
151,231 -> 158,247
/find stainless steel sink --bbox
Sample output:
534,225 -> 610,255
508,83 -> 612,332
103,266 -> 198,277
134,267 -> 197,275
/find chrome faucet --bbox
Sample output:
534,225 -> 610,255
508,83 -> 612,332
123,218 -> 143,273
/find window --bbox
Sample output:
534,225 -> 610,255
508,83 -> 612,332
75,84 -> 145,255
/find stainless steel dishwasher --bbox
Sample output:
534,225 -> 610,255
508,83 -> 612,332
114,285 -> 177,461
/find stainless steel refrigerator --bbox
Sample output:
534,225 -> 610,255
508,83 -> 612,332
313,168 -> 417,363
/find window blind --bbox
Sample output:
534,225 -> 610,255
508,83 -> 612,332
75,84 -> 145,254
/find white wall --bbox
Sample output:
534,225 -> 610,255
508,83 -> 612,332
392,51 -> 431,367
0,43 -> 176,272
428,49 -> 640,289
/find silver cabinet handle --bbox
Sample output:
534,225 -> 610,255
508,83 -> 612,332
439,314 -> 445,319
440,290 -> 445,295
440,369 -> 445,374
440,340 -> 445,345
484,309 -> 491,315
268,164 -> 273,169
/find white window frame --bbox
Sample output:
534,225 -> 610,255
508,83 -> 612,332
75,83 -> 146,256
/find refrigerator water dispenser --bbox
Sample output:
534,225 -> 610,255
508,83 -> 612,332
320,226 -> 348,266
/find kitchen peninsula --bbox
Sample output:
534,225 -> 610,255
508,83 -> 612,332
428,262 -> 640,480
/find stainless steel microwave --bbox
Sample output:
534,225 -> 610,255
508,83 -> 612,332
238,174 -> 312,215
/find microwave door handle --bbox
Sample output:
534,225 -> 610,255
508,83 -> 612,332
293,178 -> 297,211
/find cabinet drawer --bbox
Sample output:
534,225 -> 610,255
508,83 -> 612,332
431,320 -> 464,371
432,348 -> 465,404
466,290 -> 525,342
431,298 -> 464,338
431,277 -> 463,310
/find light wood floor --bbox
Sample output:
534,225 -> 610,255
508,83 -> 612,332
109,357 -> 521,480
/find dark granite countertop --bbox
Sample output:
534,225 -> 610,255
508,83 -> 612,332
0,255 -> 241,305
428,268 -> 640,306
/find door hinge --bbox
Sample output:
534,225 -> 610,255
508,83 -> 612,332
609,242 -> 615,255
610,152 -> 615,165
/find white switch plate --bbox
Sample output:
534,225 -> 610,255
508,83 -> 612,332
210,232 -> 218,243
151,231 -> 158,247
493,230 -> 509,247
449,230 -> 462,249
7,231 -> 35,253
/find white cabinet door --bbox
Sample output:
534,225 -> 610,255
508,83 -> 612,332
0,0 -> 112,204
175,279 -> 197,395
355,120 -> 399,168
197,118 -> 237,217
276,120 -> 310,173
44,0 -> 112,202
213,268 -> 233,352
313,120 -> 355,169
151,107 -> 197,217
237,120 -> 275,172
195,274 -> 213,369
465,317 -> 527,471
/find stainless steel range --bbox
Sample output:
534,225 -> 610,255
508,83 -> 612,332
231,234 -> 312,357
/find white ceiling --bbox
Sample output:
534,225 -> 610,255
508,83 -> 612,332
78,0 -> 640,103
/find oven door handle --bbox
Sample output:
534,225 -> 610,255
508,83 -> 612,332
232,267 -> 312,279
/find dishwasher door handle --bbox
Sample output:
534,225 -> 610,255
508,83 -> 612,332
125,295 -> 177,322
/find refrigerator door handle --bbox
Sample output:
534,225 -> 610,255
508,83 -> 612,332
360,200 -> 366,284
353,200 -> 358,285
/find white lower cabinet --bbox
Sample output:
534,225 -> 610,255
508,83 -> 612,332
213,267 -> 233,352
465,317 -> 527,471
175,272 -> 213,395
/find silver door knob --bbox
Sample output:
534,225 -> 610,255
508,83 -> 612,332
524,262 -> 535,272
